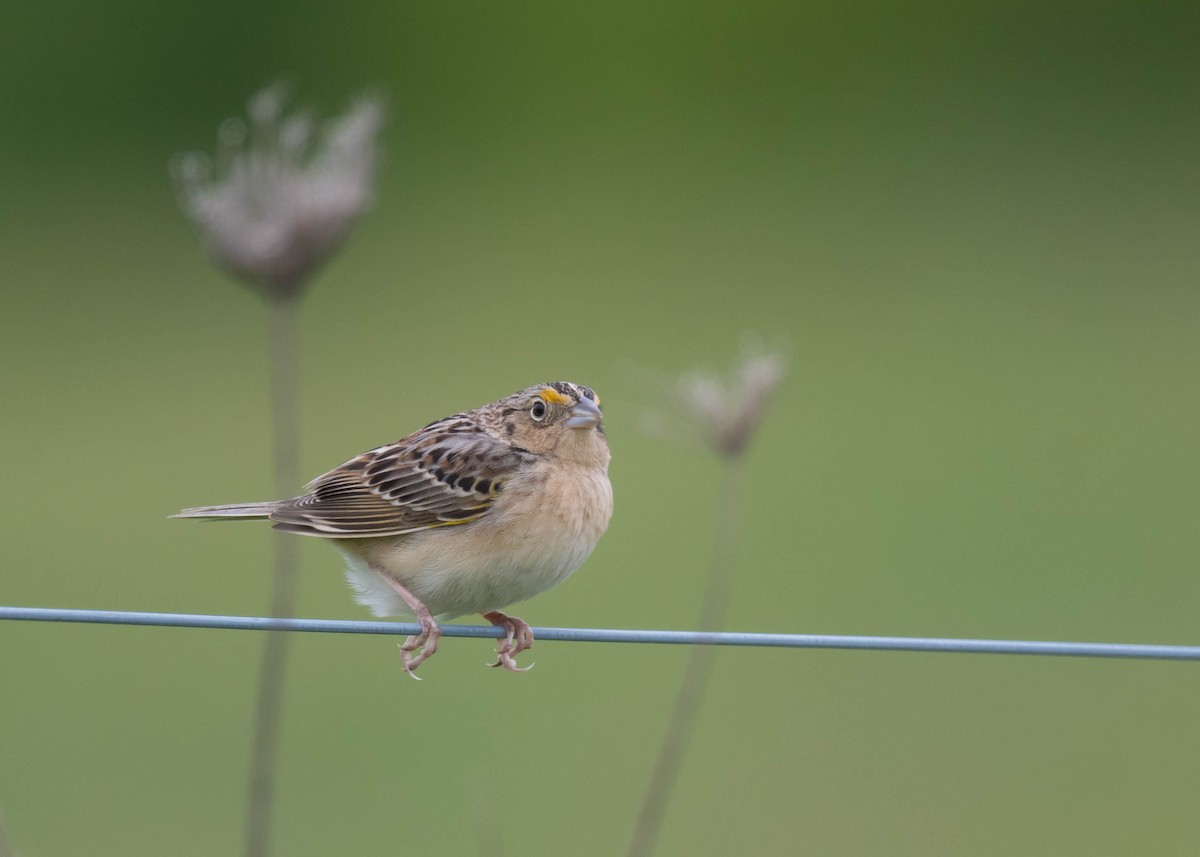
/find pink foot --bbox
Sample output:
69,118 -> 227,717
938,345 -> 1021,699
398,612 -> 440,678
481,611 -> 534,673
378,571 -> 440,678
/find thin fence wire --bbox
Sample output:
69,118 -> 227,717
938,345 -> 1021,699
2,606 -> 1199,661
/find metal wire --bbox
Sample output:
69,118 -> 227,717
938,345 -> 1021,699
2,606 -> 1199,661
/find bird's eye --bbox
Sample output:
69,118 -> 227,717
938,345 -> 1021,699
530,400 -> 547,421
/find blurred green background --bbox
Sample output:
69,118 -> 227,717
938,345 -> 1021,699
2,1 -> 1199,854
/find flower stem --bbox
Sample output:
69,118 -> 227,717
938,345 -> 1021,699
245,293 -> 301,857
0,814 -> 14,857
627,456 -> 745,857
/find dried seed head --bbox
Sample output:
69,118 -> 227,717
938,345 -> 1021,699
172,83 -> 385,299
676,339 -> 787,457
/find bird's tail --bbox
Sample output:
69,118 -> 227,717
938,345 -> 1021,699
171,502 -> 276,521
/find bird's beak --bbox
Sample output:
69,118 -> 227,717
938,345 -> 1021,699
564,396 -> 603,430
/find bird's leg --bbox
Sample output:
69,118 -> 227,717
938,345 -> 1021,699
378,573 -> 440,677
481,610 -> 534,673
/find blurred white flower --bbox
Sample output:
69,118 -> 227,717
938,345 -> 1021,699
675,339 -> 787,457
172,83 -> 385,298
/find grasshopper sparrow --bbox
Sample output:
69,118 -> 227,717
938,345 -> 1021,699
176,381 -> 612,675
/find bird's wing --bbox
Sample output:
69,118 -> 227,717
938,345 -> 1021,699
269,427 -> 528,538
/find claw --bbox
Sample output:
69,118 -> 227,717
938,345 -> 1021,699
481,611 -> 535,673
397,616 -> 440,675
488,655 -> 535,672
376,571 -> 441,677
397,642 -> 424,681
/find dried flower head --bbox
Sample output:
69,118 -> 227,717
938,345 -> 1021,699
172,83 -> 385,299
675,339 -> 787,457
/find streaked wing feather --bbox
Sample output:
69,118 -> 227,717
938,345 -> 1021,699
268,427 -> 526,538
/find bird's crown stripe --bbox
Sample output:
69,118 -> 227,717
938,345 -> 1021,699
538,387 -> 573,406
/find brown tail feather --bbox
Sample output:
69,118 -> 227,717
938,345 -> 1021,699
171,502 -> 276,521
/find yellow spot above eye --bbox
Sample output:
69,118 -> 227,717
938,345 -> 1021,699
538,388 -> 572,406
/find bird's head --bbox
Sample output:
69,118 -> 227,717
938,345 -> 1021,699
489,381 -> 608,466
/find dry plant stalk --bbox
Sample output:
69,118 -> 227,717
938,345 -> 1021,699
0,815 -> 15,857
173,84 -> 383,857
628,343 -> 785,857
